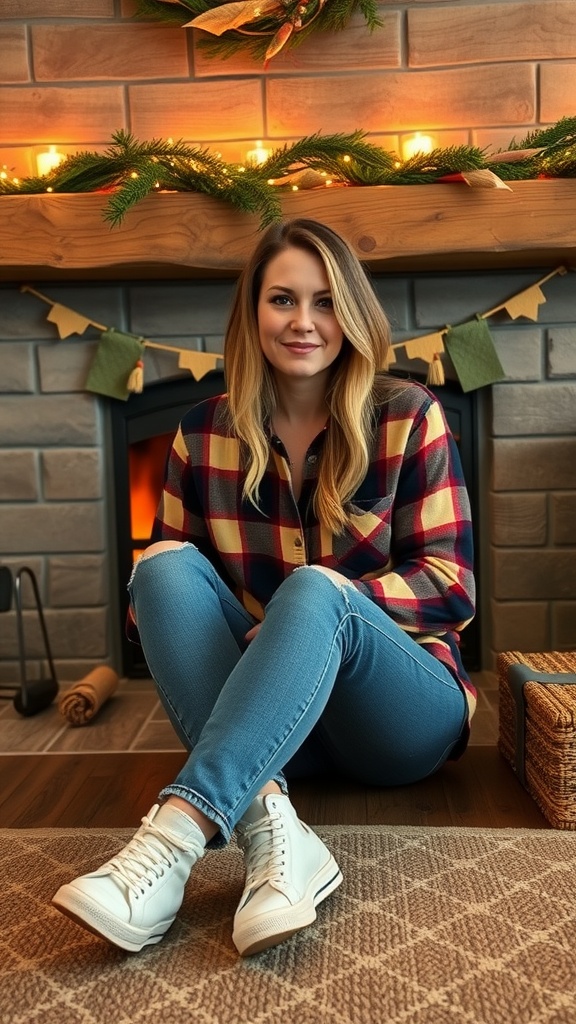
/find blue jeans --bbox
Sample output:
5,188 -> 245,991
128,544 -> 468,845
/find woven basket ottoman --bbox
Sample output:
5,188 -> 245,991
498,650 -> 576,829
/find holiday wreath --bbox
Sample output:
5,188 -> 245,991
133,0 -> 381,62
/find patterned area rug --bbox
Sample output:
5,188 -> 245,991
3,824 -> 576,1024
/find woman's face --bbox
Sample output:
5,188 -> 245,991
256,245 -> 344,384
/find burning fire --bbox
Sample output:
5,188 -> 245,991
129,433 -> 174,554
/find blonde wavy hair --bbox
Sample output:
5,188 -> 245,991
225,218 -> 397,534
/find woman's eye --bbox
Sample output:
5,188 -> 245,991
317,297 -> 334,309
271,295 -> 292,306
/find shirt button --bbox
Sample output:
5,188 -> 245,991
307,454 -> 318,464
294,536 -> 303,548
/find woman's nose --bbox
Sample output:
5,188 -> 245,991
290,306 -> 314,332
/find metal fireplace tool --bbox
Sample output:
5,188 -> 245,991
0,565 -> 59,716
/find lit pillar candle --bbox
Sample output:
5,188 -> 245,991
401,132 -> 435,161
245,140 -> 272,166
36,145 -> 65,176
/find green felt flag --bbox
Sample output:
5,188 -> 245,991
444,317 -> 506,393
86,329 -> 145,401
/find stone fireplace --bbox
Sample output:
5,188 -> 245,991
0,190 -> 575,687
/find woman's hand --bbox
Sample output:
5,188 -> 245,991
245,623 -> 262,642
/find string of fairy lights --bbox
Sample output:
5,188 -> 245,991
1,118 -> 576,230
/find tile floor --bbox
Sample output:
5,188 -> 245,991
0,671 -> 499,754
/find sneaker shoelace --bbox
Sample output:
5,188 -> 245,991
239,811 -> 286,891
106,815 -> 190,897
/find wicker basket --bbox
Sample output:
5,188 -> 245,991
498,651 -> 576,829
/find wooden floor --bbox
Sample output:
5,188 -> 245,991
0,746 -> 549,830
0,669 -> 550,831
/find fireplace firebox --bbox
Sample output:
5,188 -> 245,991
108,373 -> 480,677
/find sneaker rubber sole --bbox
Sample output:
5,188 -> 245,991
232,854 -> 343,957
52,884 -> 175,953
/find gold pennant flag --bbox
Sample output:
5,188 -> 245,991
47,303 -> 93,339
178,350 -> 222,380
404,332 -> 446,362
503,284 -> 546,321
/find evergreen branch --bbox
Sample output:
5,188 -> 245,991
3,122 -> 576,223
102,161 -> 163,226
516,116 -> 576,150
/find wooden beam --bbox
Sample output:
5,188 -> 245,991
1,180 -> 576,280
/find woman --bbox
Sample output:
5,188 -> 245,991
52,218 -> 476,957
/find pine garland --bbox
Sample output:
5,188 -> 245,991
2,120 -> 576,230
133,0 -> 382,62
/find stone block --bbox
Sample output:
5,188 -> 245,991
0,609 -> 108,660
551,493 -> 576,545
0,504 -> 104,554
490,328 -> 542,382
32,24 -> 189,82
492,438 -> 576,490
265,64 -> 535,136
409,2 -> 576,67
194,12 -> 402,77
0,343 -> 35,392
490,599 -> 549,653
0,86 -> 125,146
36,285 -> 125,336
492,549 -> 576,600
0,26 -> 29,83
552,603 -> 576,649
128,81 -> 262,141
547,328 -> 576,378
38,341 -> 98,393
53,660 -> 118,683
41,450 -> 102,500
371,278 -> 410,331
533,272 -> 576,322
541,62 -> 576,121
0,558 -> 44,607
492,383 -> 576,436
0,451 -> 39,501
48,555 -> 107,607
490,492 -> 547,546
0,394 -> 98,446
129,282 -> 235,336
0,286 -> 59,340
414,271 -> 541,327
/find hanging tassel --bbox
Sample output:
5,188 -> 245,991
127,358 -> 144,394
426,352 -> 445,386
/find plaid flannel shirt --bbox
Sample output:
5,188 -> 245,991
139,380 -> 477,727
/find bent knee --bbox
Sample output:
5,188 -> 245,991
139,540 -> 187,561
294,564 -> 354,592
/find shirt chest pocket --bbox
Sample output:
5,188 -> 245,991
332,496 -> 394,571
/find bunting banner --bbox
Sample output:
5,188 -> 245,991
20,266 -> 569,397
389,265 -> 568,389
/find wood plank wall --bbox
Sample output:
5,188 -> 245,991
1,1 -> 575,178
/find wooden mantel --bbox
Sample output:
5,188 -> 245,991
1,179 -> 576,280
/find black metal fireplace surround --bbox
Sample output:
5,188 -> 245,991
109,371 -> 480,677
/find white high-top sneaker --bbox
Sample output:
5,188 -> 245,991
233,793 -> 343,956
52,803 -> 206,952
